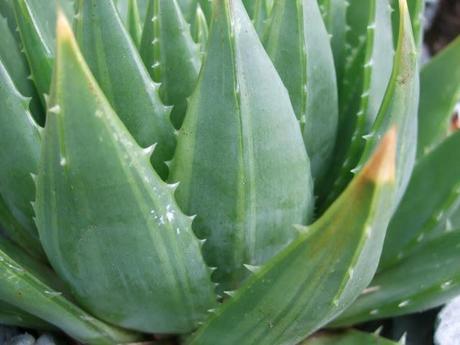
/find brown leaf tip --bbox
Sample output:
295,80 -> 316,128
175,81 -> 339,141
362,127 -> 397,183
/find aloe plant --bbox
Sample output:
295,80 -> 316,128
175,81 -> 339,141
0,0 -> 459,344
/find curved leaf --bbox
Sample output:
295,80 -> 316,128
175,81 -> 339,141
321,0 -> 394,206
127,0 -> 143,47
13,0 -> 56,99
0,301 -> 53,331
188,129 -> 396,345
74,0 -> 175,179
302,330 -> 399,345
35,13 -> 216,333
140,0 -> 201,128
192,4 -> 209,55
0,15 -> 44,124
0,240 -> 140,345
379,131 -> 460,269
417,36 -> 460,158
335,229 -> 460,325
318,0 -> 349,84
170,0 -> 314,292
264,0 -> 339,185
0,59 -> 43,259
353,0 -> 418,206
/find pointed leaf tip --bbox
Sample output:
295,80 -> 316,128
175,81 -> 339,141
56,9 -> 72,40
362,127 -> 397,183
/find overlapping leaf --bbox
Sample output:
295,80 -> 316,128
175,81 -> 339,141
0,59 -> 43,259
170,0 -> 314,293
321,0 -> 394,205
74,0 -> 175,178
264,0 -> 339,185
188,129 -> 396,345
335,229 -> 460,325
302,330 -> 400,345
0,238 -> 139,345
417,36 -> 460,158
35,13 -> 216,333
140,0 -> 201,128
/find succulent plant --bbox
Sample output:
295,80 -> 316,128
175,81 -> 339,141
0,0 -> 459,344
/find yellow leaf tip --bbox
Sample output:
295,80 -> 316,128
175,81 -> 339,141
362,127 -> 397,183
56,10 -> 72,40
399,0 -> 408,14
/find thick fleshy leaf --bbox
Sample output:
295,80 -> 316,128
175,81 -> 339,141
0,301 -> 52,331
127,0 -> 143,47
391,0 -> 425,51
318,0 -> 349,84
302,330 -> 399,345
35,13 -> 216,333
188,129 -> 396,345
0,59 -> 43,259
178,0 -> 199,23
0,239 -> 140,345
417,36 -> 460,158
264,0 -> 338,184
198,0 -> 212,23
335,229 -> 460,325
12,0 -> 56,99
379,131 -> 460,269
0,15 -> 44,124
74,0 -> 175,179
351,0 -> 418,206
140,0 -> 201,128
321,0 -> 394,206
191,4 -> 209,55
170,0 -> 313,293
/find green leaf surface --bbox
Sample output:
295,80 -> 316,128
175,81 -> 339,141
188,129 -> 397,345
140,0 -> 201,128
0,239 -> 140,345
0,15 -> 44,124
170,0 -> 314,293
417,36 -> 460,159
192,4 -> 209,55
335,229 -> 460,325
74,0 -> 175,179
198,0 -> 212,23
35,13 -> 215,333
264,0 -> 339,185
0,59 -> 43,259
178,0 -> 199,23
302,330 -> 399,345
0,300 -> 53,330
379,130 -> 460,269
13,0 -> 56,100
318,0 -> 349,84
321,0 -> 394,206
127,0 -> 143,47
353,0 -> 418,206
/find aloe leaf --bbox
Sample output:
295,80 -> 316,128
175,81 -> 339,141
198,0 -> 212,23
0,300 -> 53,331
74,0 -> 175,179
264,0 -> 339,184
140,0 -> 201,128
12,0 -> 56,100
178,0 -> 199,23
170,0 -> 314,293
350,0 -> 418,206
0,15 -> 44,124
379,130 -> 460,269
301,330 -> 399,345
321,0 -> 394,206
0,241 -> 140,345
317,0 -> 349,84
391,0 -> 425,52
0,0 -> 16,36
192,4 -> 209,55
335,229 -> 460,325
35,13 -> 216,333
127,0 -> 143,47
0,59 -> 44,260
417,36 -> 460,158
188,129 -> 397,345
